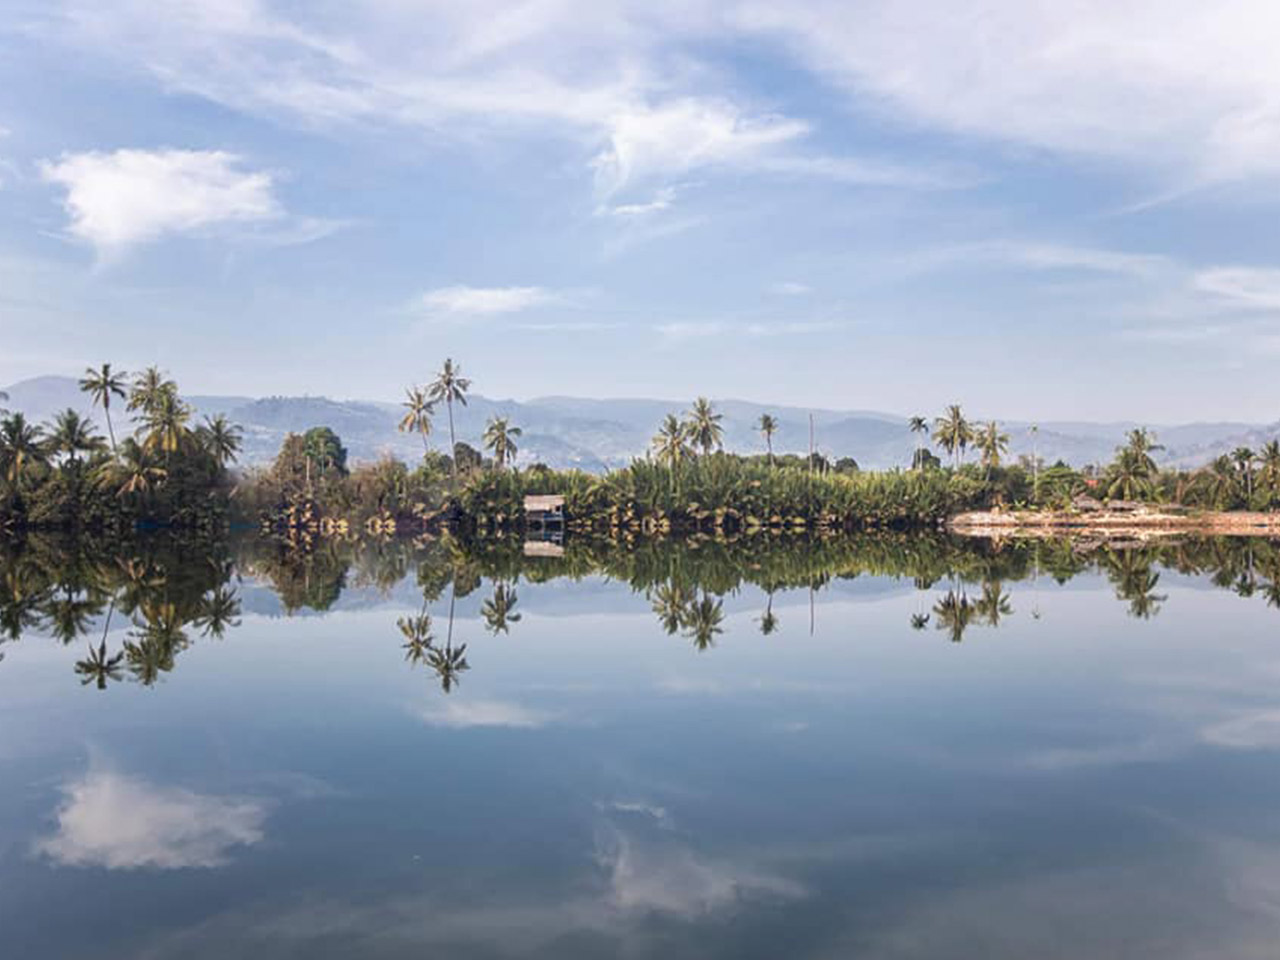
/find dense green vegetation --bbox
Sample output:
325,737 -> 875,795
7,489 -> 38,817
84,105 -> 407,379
0,367 -> 240,533
6,358 -> 1280,536
4,531 -> 1280,689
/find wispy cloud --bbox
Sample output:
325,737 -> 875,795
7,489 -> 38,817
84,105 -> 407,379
1193,266 -> 1280,310
413,285 -> 563,319
737,1 -> 1280,186
655,318 -> 845,341
42,2 -> 964,203
768,281 -> 812,296
417,697 -> 556,729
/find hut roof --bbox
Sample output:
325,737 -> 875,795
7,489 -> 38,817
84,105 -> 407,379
524,494 -> 565,512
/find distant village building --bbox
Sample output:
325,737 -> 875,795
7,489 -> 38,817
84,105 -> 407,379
524,494 -> 565,531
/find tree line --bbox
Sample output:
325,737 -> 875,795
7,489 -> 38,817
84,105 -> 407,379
7,363 -> 1280,535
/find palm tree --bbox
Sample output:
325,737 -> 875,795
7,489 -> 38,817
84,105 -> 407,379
651,414 -> 692,494
932,405 -> 972,468
483,417 -> 522,470
79,363 -> 128,454
398,611 -> 434,665
976,421 -> 1010,475
683,592 -> 724,651
398,387 -> 435,456
651,581 -> 692,634
193,586 -> 241,638
426,642 -> 470,692
908,415 -> 929,468
1123,428 -> 1164,475
140,391 -> 191,456
481,582 -> 521,634
427,358 -> 471,483
198,415 -> 242,468
75,639 -> 124,690
1232,446 -> 1257,504
0,412 -> 47,489
1258,440 -> 1280,508
127,366 -> 177,416
757,413 -> 778,465
46,409 -> 105,468
1194,455 -> 1242,509
100,438 -> 166,498
685,397 -> 724,456
933,589 -> 975,643
757,591 -> 779,635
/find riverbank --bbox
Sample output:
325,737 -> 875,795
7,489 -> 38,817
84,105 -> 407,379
949,507 -> 1280,537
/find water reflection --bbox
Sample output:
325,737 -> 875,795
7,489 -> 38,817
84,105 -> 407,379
4,533 -> 1280,687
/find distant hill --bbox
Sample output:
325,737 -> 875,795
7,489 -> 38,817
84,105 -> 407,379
3,375 -> 1276,472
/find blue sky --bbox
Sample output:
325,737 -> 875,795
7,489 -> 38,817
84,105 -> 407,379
2,1 -> 1280,421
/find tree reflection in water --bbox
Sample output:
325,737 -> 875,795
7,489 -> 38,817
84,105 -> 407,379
3,532 -> 1280,687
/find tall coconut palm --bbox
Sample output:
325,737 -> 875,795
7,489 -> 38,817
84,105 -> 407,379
908,415 -> 929,468
79,363 -> 128,454
757,413 -> 778,465
198,415 -> 242,468
1123,428 -> 1164,475
483,417 -> 522,470
481,582 -> 521,634
127,366 -> 177,417
46,409 -> 105,469
932,405 -> 972,468
398,611 -> 434,665
1232,446 -> 1257,503
398,387 -> 435,456
0,412 -> 47,490
427,358 -> 471,484
685,397 -> 724,456
140,391 -> 192,456
651,414 -> 692,494
75,639 -> 124,690
682,592 -> 724,651
976,420 -> 1010,475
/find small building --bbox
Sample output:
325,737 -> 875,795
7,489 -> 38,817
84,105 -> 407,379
524,494 -> 566,530
1072,494 -> 1104,512
523,540 -> 565,558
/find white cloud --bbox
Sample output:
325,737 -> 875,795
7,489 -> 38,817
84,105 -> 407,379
35,769 -> 267,869
769,281 -> 812,296
39,148 -> 281,253
418,697 -> 555,729
736,0 -> 1280,184
656,318 -> 844,341
591,98 -> 808,197
595,823 -> 804,917
1193,267 -> 1280,310
44,1 -> 954,200
414,285 -> 562,318
601,186 -> 677,218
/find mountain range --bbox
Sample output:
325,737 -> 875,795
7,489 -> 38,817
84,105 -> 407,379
3,375 -> 1276,473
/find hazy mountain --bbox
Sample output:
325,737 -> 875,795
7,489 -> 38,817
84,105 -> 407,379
3,375 -> 1276,472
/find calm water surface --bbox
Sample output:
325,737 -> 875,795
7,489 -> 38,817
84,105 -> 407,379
3,535 -> 1280,958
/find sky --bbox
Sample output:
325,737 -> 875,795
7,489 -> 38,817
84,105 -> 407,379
2,0 -> 1280,422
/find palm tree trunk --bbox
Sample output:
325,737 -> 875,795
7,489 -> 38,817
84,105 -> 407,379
447,399 -> 457,485
105,406 -> 117,455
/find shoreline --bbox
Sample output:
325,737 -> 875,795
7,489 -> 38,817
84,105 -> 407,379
948,508 -> 1280,538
